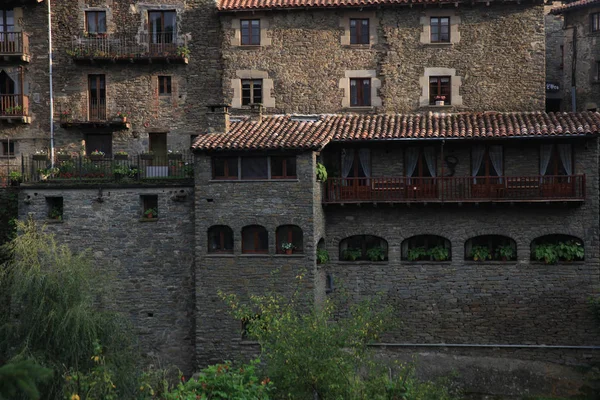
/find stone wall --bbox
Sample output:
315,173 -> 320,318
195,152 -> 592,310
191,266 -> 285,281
18,184 -> 196,374
546,2 -> 565,110
220,4 -> 545,114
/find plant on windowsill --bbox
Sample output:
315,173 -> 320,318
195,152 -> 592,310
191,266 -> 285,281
366,246 -> 386,262
89,149 -> 105,161
32,149 -> 48,161
434,95 -> 446,106
406,246 -> 428,261
114,151 -> 128,160
470,245 -> 492,262
534,243 -> 559,264
140,151 -> 155,160
281,242 -> 295,255
168,149 -> 183,160
48,207 -> 62,221
176,46 -> 190,58
316,162 -> 328,182
9,171 -> 22,186
429,245 -> 449,261
4,105 -> 23,115
342,248 -> 362,261
495,244 -> 515,261
143,207 -> 158,220
115,111 -> 128,123
556,240 -> 584,262
317,248 -> 330,264
56,149 -> 71,161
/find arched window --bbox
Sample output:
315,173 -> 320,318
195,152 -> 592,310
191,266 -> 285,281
242,225 -> 269,254
464,235 -> 516,261
207,225 -> 234,253
339,235 -> 388,262
531,234 -> 584,264
276,225 -> 303,254
401,235 -> 451,261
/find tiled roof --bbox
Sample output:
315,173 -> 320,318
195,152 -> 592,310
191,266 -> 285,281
192,112 -> 600,151
218,0 -> 521,11
550,0 -> 600,14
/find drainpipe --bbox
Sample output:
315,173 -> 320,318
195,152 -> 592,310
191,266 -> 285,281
571,24 -> 577,111
47,0 -> 55,167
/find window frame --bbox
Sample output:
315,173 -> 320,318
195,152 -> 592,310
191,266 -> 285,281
46,196 -> 63,221
158,76 -> 172,96
276,225 -> 303,254
1,140 -> 14,156
464,235 -> 516,261
401,235 -> 451,261
544,144 -> 573,177
405,147 -> 436,178
212,155 -> 297,181
270,156 -> 297,179
242,225 -> 269,254
85,10 -> 107,34
241,79 -> 263,106
240,19 -> 261,46
471,145 -> 504,181
339,235 -> 388,262
592,13 -> 600,33
148,10 -> 177,44
430,16 -> 450,43
212,156 -> 238,180
141,195 -> 159,219
0,9 -> 15,34
349,78 -> 371,107
349,18 -> 370,45
208,225 -> 234,254
429,76 -> 451,105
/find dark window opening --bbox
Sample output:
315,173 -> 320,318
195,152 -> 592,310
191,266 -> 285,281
85,11 -> 107,34
208,225 -> 234,253
242,225 -> 268,254
592,13 -> 600,33
149,10 -> 176,44
350,18 -> 369,45
241,157 -> 268,179
241,79 -> 262,106
1,141 -> 14,156
531,234 -> 584,263
86,133 -> 112,157
159,76 -> 172,96
276,225 -> 303,254
401,235 -> 451,261
0,9 -> 15,34
339,235 -> 388,261
141,195 -> 158,219
465,235 -> 516,261
430,17 -> 450,43
472,145 -> 503,184
405,147 -> 436,178
241,19 -> 260,45
270,156 -> 296,179
213,157 -> 238,180
88,74 -> 106,121
544,144 -> 572,176
429,76 -> 451,105
350,78 -> 371,107
46,197 -> 63,221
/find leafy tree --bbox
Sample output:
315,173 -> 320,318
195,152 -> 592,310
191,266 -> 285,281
0,359 -> 52,400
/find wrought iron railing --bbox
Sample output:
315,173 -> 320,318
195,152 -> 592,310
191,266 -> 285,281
20,153 -> 194,184
69,33 -> 188,60
0,94 -> 29,117
324,175 -> 586,203
0,32 -> 29,55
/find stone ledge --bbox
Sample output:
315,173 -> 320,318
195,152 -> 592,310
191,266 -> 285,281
139,218 -> 159,223
208,179 -> 299,183
205,253 -> 235,257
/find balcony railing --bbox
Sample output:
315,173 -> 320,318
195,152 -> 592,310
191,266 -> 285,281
323,176 -> 586,204
69,33 -> 188,63
0,94 -> 29,118
0,32 -> 29,59
20,153 -> 194,184
57,102 -> 129,129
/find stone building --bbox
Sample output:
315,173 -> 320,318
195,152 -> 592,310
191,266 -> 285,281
546,1 -> 565,112
551,0 -> 600,111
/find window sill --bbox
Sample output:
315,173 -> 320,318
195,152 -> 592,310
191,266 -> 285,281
422,42 -> 453,47
205,253 -> 235,257
336,261 -> 389,265
139,218 -> 159,222
529,260 -> 585,265
240,253 -> 271,257
402,260 -> 452,264
342,44 -> 373,50
274,254 -> 305,258
422,105 -> 454,110
209,179 -> 299,183
235,45 -> 262,50
0,155 -> 16,159
343,106 -> 375,112
463,260 -> 517,265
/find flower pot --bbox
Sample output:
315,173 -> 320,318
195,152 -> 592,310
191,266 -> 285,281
57,154 -> 71,161
435,100 -> 445,106
33,155 -> 48,161
285,249 -> 293,255
140,154 -> 155,160
168,154 -> 183,160
89,155 -> 104,161
114,154 -> 128,160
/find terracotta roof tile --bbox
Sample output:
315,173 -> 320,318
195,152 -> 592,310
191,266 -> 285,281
192,112 -> 600,151
550,0 -> 600,14
218,0 -> 519,11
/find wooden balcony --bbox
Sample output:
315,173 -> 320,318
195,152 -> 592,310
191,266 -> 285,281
0,32 -> 30,62
323,176 -> 586,204
59,101 -> 130,130
0,94 -> 30,123
69,33 -> 188,64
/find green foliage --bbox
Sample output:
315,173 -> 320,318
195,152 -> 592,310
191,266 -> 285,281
49,207 -> 62,221
407,246 -> 429,261
469,246 -> 492,262
534,241 -> 583,264
0,359 -> 53,400
176,46 -> 190,58
534,243 -> 559,264
495,244 -> 515,261
63,342 -> 118,400
0,220 -> 138,399
316,248 -> 329,264
316,162 -> 328,182
280,242 -> 295,251
366,246 -> 386,261
144,208 -> 158,219
342,247 -> 362,261
162,359 -> 273,400
9,171 -> 22,183
429,245 -> 449,261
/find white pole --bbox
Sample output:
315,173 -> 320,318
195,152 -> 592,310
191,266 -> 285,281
47,0 -> 54,168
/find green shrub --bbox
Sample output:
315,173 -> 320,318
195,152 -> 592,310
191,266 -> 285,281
407,246 -> 429,261
495,244 -> 515,261
366,246 -> 386,261
316,248 -> 329,264
534,243 -> 559,264
342,247 -> 362,261
469,246 -> 491,262
316,163 -> 328,182
429,245 -> 450,261
0,359 -> 53,400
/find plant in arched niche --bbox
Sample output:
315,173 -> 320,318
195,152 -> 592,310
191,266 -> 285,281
317,248 -> 329,264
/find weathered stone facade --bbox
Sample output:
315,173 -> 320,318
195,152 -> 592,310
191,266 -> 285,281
546,2 -> 565,111
221,4 -> 545,114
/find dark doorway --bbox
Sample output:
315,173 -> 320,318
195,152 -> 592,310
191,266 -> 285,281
546,98 -> 561,113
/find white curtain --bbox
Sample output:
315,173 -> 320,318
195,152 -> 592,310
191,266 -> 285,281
423,147 -> 436,177
558,144 -> 572,176
1,68 -> 21,95
540,144 -> 553,176
341,149 -> 354,178
358,148 -> 371,184
471,145 -> 485,183
405,147 -> 419,183
489,145 -> 503,183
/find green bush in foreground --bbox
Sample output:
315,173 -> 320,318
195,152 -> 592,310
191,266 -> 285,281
0,359 -> 53,400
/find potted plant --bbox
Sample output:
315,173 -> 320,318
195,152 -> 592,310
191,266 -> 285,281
429,245 -> 449,261
49,207 -> 62,221
56,149 -> 71,161
366,246 -> 386,262
495,244 -> 515,261
168,150 -> 183,160
470,245 -> 492,262
114,151 -> 128,160
32,150 -> 48,161
406,246 -> 428,261
9,171 -> 22,186
281,242 -> 295,255
140,151 -> 155,160
176,46 -> 190,58
116,111 -> 128,123
89,149 -> 105,161
534,243 -> 559,264
144,207 -> 158,219
317,248 -> 329,264
342,248 -> 362,261
556,240 -> 584,262
435,95 -> 446,106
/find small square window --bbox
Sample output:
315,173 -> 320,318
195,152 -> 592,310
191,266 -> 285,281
429,76 -> 451,105
430,17 -> 450,43
213,157 -> 238,180
241,19 -> 260,45
86,11 -> 107,34
1,141 -> 15,156
241,157 -> 268,179
350,18 -> 369,45
592,13 -> 600,32
241,79 -> 263,106
159,76 -> 172,96
350,78 -> 371,107
141,195 -> 158,219
46,197 -> 63,221
270,156 -> 296,179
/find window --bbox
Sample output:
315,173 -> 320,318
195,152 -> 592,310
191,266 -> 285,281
241,19 -> 260,45
46,197 -> 63,221
430,17 -> 450,43
350,78 -> 371,107
242,225 -> 268,253
88,74 -> 106,121
531,234 -> 584,263
213,157 -> 238,179
270,156 -> 296,179
429,76 -> 451,105
241,157 -> 268,179
339,235 -> 388,262
85,11 -> 106,34
241,79 -> 262,106
592,13 -> 600,32
541,144 -> 572,176
350,18 -> 369,44
149,10 -> 176,44
0,10 -> 14,34
465,235 -> 516,261
86,133 -> 112,157
405,147 -> 435,178
401,235 -> 451,261
208,225 -> 234,253
276,225 -> 303,254
141,195 -> 158,219
159,76 -> 172,96
472,145 -> 503,183
1,141 -> 14,156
